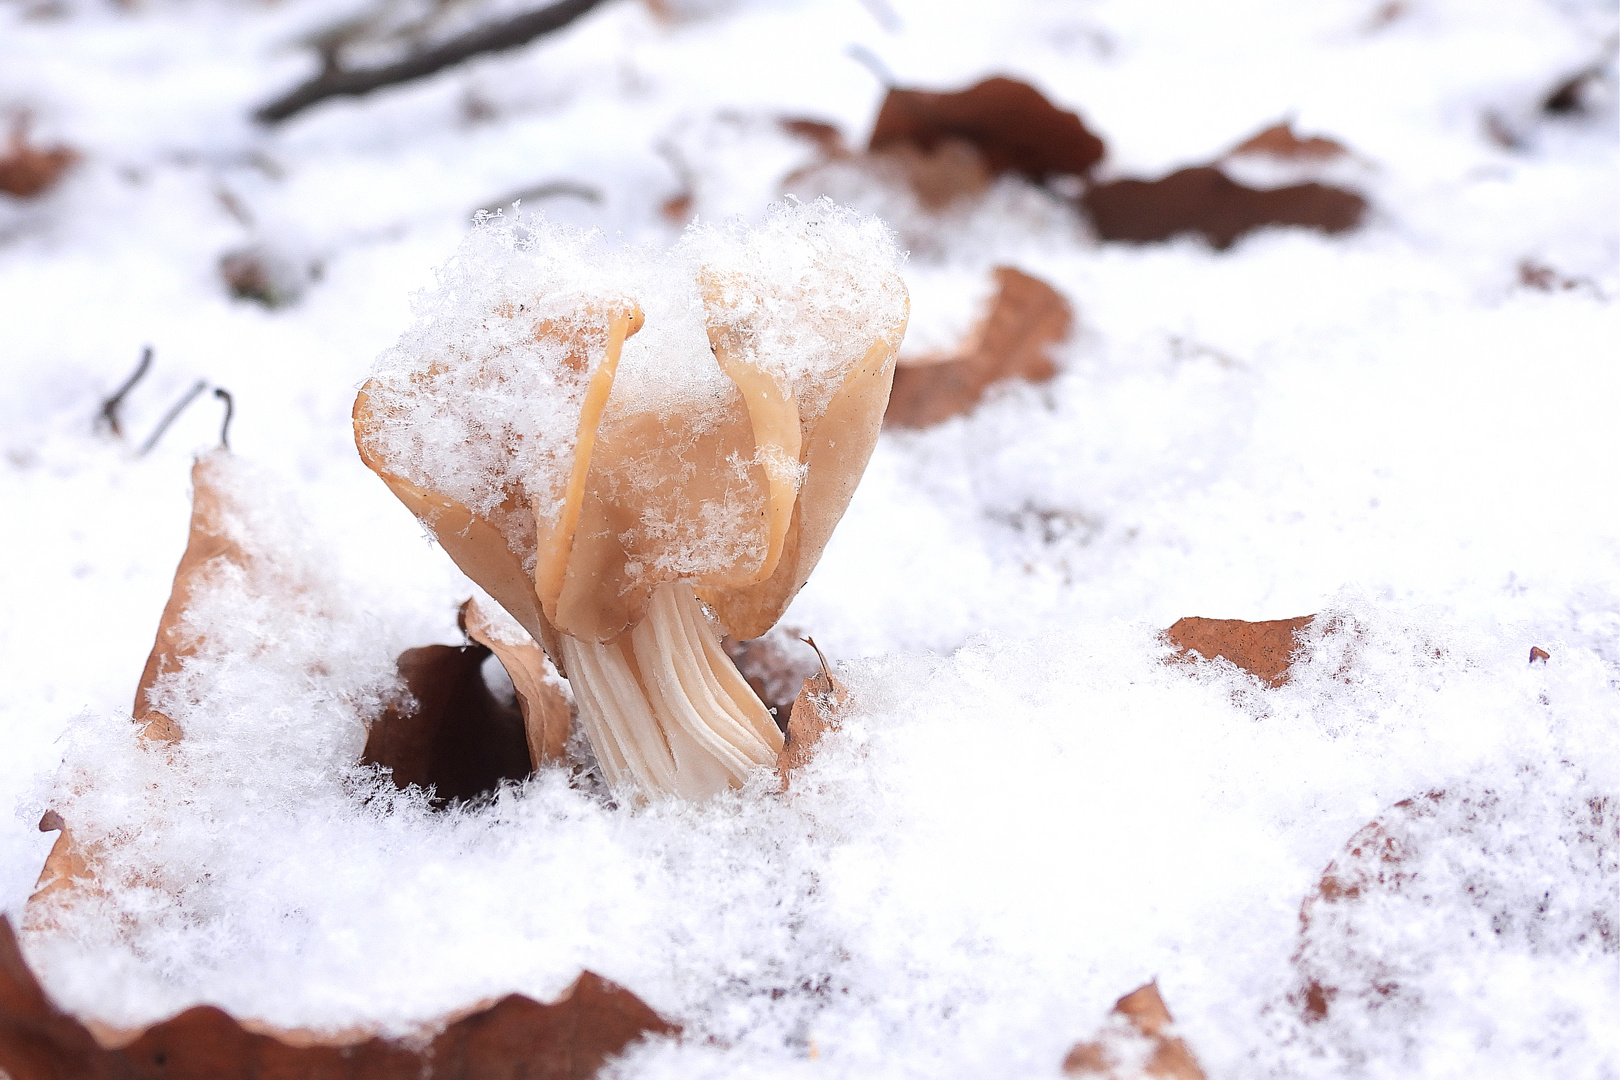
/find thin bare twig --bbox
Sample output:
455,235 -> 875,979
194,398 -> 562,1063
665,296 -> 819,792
138,380 -> 207,456
254,0 -> 611,125
100,346 -> 152,438
213,388 -> 235,451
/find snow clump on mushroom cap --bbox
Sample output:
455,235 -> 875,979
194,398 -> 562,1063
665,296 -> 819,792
362,199 -> 906,552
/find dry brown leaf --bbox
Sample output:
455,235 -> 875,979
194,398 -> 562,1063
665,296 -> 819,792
1226,122 -> 1351,163
1063,981 -> 1208,1079
26,813 -> 92,915
134,450 -> 251,731
0,118 -> 77,199
28,456 -> 248,921
775,641 -> 849,789
0,915 -> 678,1080
869,76 -> 1106,185
361,642 -> 534,806
1164,614 -> 1316,688
463,598 -> 572,766
886,266 -> 1072,429
1082,166 -> 1366,249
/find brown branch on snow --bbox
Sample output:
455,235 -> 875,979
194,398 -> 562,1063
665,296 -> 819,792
254,0 -> 611,124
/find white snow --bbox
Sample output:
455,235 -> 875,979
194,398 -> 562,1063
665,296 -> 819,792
1,0 -> 1615,1078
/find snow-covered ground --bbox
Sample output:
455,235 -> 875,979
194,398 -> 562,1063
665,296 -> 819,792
1,0 -> 1616,1077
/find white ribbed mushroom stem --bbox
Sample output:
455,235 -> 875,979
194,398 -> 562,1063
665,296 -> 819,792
558,581 -> 784,803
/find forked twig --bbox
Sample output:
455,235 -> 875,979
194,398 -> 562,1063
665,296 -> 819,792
100,346 -> 152,438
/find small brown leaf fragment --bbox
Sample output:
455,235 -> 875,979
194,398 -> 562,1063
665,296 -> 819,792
362,643 -> 533,805
0,915 -> 677,1080
463,598 -> 573,767
776,641 -> 850,788
660,191 -> 693,224
27,814 -> 92,912
870,76 -> 1106,184
886,266 -> 1072,429
1164,614 -> 1315,688
1227,122 -> 1350,163
1063,982 -> 1208,1079
1529,646 -> 1551,664
777,117 -> 847,159
1083,167 -> 1366,249
0,117 -> 77,199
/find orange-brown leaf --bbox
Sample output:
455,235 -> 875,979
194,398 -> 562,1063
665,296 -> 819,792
0,915 -> 677,1080
1164,614 -> 1315,688
0,120 -> 77,199
134,452 -> 250,728
1227,122 -> 1350,163
869,77 -> 1106,183
25,813 -> 93,918
1063,982 -> 1207,1079
886,267 -> 1071,429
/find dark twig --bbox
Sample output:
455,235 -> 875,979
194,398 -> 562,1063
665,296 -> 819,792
254,0 -> 611,124
213,388 -> 235,451
100,346 -> 152,438
138,380 -> 207,456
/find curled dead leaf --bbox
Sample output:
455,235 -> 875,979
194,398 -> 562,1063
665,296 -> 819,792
886,266 -> 1072,429
1063,981 -> 1208,1079
361,641 -> 534,806
775,640 -> 849,789
0,915 -> 678,1080
1164,614 -> 1315,688
869,76 -> 1106,185
463,598 -> 573,766
0,117 -> 77,199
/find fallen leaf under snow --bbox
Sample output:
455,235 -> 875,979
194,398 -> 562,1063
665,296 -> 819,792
886,266 -> 1072,429
1063,981 -> 1208,1079
0,915 -> 677,1080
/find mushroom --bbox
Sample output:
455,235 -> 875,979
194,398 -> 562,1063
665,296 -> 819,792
354,201 -> 907,802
